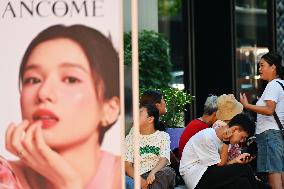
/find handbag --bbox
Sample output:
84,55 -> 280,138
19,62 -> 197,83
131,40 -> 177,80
273,81 -> 284,139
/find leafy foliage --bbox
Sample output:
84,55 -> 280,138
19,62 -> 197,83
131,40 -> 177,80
124,30 -> 172,87
140,87 -> 194,128
158,0 -> 182,17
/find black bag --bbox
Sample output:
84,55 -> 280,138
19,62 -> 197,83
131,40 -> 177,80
273,81 -> 284,140
242,136 -> 258,156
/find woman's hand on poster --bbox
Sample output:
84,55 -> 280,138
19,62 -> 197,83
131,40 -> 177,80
239,93 -> 249,108
5,120 -> 83,189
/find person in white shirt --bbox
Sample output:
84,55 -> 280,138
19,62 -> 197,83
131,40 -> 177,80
125,104 -> 175,189
240,52 -> 284,189
180,113 -> 258,189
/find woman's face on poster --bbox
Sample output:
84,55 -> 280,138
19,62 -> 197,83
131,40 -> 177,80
20,38 -> 104,149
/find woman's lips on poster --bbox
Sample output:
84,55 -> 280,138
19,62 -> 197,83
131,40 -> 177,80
32,109 -> 59,129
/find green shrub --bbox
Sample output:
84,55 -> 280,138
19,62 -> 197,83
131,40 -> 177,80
158,0 -> 182,16
124,30 -> 172,87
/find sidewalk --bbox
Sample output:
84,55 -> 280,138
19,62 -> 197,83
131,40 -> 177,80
175,185 -> 187,189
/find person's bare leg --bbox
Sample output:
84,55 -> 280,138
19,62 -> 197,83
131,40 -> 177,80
268,173 -> 283,189
281,172 -> 284,189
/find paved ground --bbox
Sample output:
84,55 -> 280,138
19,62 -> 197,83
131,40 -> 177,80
174,185 -> 187,189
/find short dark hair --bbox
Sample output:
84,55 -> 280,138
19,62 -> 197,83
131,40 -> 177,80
141,104 -> 163,131
261,52 -> 284,79
140,90 -> 167,131
228,113 -> 255,137
140,90 -> 163,106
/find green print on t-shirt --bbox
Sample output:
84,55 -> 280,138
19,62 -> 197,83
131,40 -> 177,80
140,145 -> 160,156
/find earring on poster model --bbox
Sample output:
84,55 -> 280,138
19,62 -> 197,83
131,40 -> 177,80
102,120 -> 109,126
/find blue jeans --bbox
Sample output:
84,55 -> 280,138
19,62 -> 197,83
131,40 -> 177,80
256,129 -> 284,173
125,175 -> 134,189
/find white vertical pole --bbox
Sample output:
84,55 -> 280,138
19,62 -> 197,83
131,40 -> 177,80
119,0 -> 125,188
131,0 -> 140,189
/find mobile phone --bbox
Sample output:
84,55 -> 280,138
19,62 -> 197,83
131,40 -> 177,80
240,154 -> 255,161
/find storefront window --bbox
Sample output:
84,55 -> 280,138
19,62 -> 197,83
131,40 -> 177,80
235,0 -> 269,102
276,0 -> 284,59
158,0 -> 185,90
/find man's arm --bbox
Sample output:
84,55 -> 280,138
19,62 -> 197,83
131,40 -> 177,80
227,153 -> 254,165
217,144 -> 229,166
125,161 -> 135,178
146,157 -> 168,184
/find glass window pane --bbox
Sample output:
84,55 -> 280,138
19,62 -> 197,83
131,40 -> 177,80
235,0 -> 269,102
276,0 -> 284,60
158,0 -> 185,90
